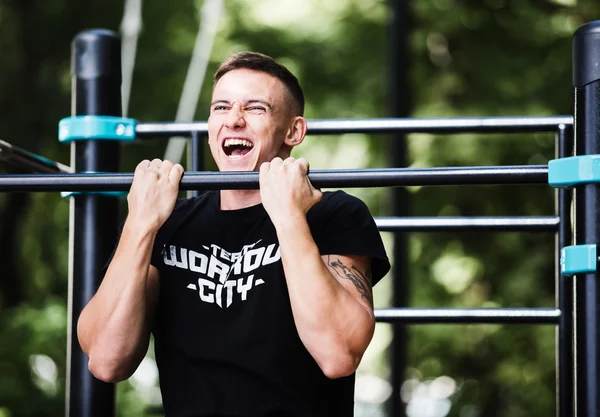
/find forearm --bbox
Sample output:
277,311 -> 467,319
77,219 -> 158,381
275,215 -> 375,377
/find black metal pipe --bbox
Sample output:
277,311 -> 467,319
374,308 -> 561,324
188,131 -> 204,198
572,20 -> 600,417
375,216 -> 559,232
0,139 -> 72,173
189,131 -> 203,172
135,116 -> 573,137
388,2 -> 411,416
556,124 -> 574,417
66,29 -> 120,417
0,165 -> 549,192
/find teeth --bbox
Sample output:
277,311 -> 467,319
224,138 -> 253,148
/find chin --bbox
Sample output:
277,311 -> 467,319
217,158 -> 257,172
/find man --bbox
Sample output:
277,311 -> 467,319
78,52 -> 390,416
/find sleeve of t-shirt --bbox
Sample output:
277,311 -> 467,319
311,191 -> 390,286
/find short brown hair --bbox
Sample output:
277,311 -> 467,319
214,52 -> 305,116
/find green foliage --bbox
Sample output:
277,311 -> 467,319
1,0 -> 599,416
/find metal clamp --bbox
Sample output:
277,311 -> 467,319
548,155 -> 600,188
560,244 -> 597,275
58,116 -> 136,142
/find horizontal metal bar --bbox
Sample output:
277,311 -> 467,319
0,140 -> 72,173
374,308 -> 561,324
0,165 -> 548,192
135,116 -> 573,137
375,216 -> 559,232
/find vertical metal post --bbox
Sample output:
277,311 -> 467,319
556,124 -> 573,417
388,1 -> 411,416
66,30 -> 121,417
187,130 -> 204,197
572,20 -> 600,417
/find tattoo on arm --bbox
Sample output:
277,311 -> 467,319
327,255 -> 373,308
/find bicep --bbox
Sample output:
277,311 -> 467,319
322,254 -> 373,312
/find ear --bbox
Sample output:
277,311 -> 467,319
284,116 -> 307,148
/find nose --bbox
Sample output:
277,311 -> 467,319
224,105 -> 246,130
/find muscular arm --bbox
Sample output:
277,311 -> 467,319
77,221 -> 160,382
77,158 -> 182,383
276,217 -> 375,379
326,254 -> 373,309
261,157 -> 378,378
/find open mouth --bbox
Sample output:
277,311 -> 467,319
223,138 -> 254,159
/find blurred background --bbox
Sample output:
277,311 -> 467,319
0,0 -> 598,416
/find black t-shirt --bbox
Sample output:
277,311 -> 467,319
137,190 -> 389,417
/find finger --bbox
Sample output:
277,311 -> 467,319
270,157 -> 283,167
150,158 -> 163,169
160,159 -> 174,175
269,159 -> 283,173
283,157 -> 296,165
296,158 -> 309,169
295,158 -> 309,174
135,159 -> 151,173
259,163 -> 272,185
259,162 -> 270,175
168,164 -> 184,183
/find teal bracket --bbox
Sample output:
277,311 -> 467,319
549,155 -> 600,188
561,244 -> 597,275
60,171 -> 127,199
59,116 -> 137,142
61,191 -> 126,199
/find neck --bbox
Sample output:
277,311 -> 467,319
220,189 -> 261,210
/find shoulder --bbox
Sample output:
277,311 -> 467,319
307,190 -> 376,234
321,190 -> 363,204
310,190 -> 372,218
308,191 -> 391,284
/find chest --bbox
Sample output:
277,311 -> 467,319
156,214 -> 286,313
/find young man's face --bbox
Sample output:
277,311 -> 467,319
208,69 -> 295,172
